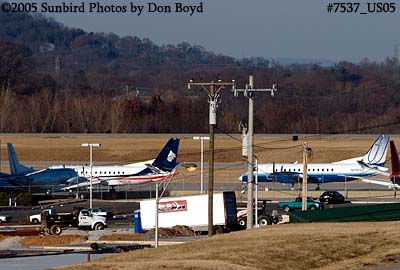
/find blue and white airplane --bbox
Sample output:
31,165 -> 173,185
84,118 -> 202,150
0,143 -> 78,192
51,138 -> 181,190
240,135 -> 390,187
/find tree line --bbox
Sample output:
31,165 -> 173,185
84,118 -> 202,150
0,12 -> 400,134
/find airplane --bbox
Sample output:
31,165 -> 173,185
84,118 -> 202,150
50,138 -> 181,190
0,143 -> 78,192
362,140 -> 400,189
240,135 -> 390,188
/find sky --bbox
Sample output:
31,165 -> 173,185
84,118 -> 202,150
29,0 -> 400,62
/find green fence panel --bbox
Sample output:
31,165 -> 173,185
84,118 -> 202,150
289,203 -> 400,223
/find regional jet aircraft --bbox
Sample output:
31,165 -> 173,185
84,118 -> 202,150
0,143 -> 78,192
240,135 -> 390,188
51,138 -> 180,190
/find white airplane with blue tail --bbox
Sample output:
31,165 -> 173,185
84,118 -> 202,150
240,135 -> 390,188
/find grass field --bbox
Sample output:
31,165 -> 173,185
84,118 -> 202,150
55,221 -> 400,270
1,134 -> 396,163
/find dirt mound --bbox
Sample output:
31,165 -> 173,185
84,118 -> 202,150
145,225 -> 195,238
170,225 -> 195,237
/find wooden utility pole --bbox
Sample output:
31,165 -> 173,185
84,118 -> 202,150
188,80 -> 235,236
233,76 -> 277,228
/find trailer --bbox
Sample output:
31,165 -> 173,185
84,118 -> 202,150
139,191 -> 238,234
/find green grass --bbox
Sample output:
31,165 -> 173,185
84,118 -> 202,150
55,222 -> 400,270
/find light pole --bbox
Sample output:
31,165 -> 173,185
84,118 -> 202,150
254,158 -> 258,227
82,143 -> 101,209
193,136 -> 210,193
155,162 -> 197,248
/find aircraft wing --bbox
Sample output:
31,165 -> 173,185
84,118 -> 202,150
362,178 -> 400,189
272,172 -> 320,184
61,178 -> 107,191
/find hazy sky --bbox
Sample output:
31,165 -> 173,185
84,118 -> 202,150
34,0 -> 400,62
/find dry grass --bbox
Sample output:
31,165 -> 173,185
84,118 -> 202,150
55,221 -> 400,270
20,235 -> 87,247
0,134 -> 397,184
1,134 -> 395,164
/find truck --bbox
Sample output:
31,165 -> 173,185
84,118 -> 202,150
279,197 -> 324,212
30,207 -> 112,223
30,209 -> 52,223
42,208 -> 107,235
237,201 -> 287,227
0,214 -> 11,223
139,191 -> 238,234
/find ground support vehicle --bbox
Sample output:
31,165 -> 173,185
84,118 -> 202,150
279,197 -> 323,212
237,201 -> 287,227
42,208 -> 107,235
139,191 -> 238,234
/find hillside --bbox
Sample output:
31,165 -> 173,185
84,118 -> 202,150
0,12 -> 400,134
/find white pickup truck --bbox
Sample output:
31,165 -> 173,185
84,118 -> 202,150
0,215 -> 11,223
30,209 -> 51,223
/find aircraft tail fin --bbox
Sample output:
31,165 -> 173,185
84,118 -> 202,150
151,138 -> 180,172
390,141 -> 400,177
333,135 -> 390,165
7,143 -> 34,175
361,135 -> 390,166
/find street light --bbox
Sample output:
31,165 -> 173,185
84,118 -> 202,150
193,136 -> 210,193
155,162 -> 197,248
82,143 -> 101,209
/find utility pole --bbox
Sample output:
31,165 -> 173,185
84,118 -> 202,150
302,142 -> 312,211
233,75 -> 277,229
188,80 -> 236,236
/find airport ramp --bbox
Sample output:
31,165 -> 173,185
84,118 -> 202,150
288,203 -> 400,223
